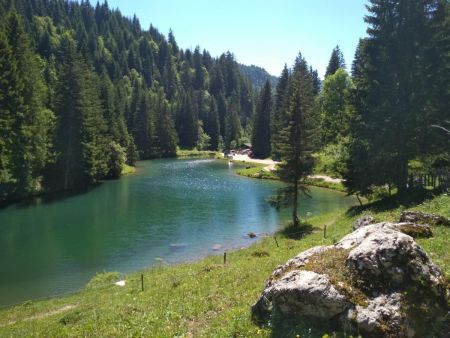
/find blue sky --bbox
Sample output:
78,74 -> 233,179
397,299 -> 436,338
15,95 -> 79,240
106,0 -> 369,78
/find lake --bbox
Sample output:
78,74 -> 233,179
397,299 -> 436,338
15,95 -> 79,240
0,159 -> 356,307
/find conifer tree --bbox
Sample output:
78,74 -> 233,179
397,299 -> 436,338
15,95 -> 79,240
346,0 -> 442,193
271,64 -> 290,160
205,97 -> 220,150
225,92 -> 242,149
325,45 -> 345,77
251,80 -> 272,158
176,91 -> 198,148
1,12 -> 54,198
53,34 -> 108,190
154,88 -> 178,157
272,54 -> 315,228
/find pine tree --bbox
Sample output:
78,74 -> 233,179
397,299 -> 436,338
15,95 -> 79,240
205,97 -> 220,150
272,54 -> 315,228
176,91 -> 198,149
0,29 -> 20,198
53,34 -> 108,190
347,0 -> 442,193
325,45 -> 345,77
251,80 -> 272,158
1,12 -> 54,198
225,91 -> 242,149
154,88 -> 178,157
271,64 -> 290,160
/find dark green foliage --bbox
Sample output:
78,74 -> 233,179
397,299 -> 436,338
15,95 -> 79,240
343,0 -> 449,196
0,12 -> 54,200
52,34 -> 108,190
325,45 -> 345,77
251,80 -> 272,158
273,54 -> 316,227
176,91 -> 198,149
271,64 -> 290,160
238,64 -> 278,90
0,0 -> 266,200
153,88 -> 178,157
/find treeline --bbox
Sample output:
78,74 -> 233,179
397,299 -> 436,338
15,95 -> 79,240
252,0 -> 449,203
0,0 -> 272,201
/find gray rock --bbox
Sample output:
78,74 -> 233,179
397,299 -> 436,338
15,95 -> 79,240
252,221 -> 449,337
252,270 -> 350,323
392,222 -> 433,238
400,210 -> 450,226
344,293 -> 412,337
266,245 -> 332,288
352,215 -> 375,231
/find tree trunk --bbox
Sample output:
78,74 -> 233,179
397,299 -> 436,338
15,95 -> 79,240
397,159 -> 409,194
356,194 -> 363,207
292,179 -> 299,227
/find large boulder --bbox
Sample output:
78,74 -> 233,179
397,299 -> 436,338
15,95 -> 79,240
252,222 -> 449,337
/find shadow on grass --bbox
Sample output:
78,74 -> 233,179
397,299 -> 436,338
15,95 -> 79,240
278,221 -> 315,240
346,188 -> 436,216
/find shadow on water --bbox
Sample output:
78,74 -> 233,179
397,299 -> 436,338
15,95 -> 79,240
0,183 -> 103,211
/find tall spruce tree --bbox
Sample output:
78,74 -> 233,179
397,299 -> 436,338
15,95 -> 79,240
154,88 -> 178,157
53,34 -> 108,190
251,80 -> 272,158
345,0 -> 443,193
325,45 -> 346,77
271,64 -> 290,160
272,54 -> 315,228
1,12 -> 54,198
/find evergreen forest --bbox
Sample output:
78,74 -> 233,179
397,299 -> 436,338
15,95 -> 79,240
0,0 -> 449,205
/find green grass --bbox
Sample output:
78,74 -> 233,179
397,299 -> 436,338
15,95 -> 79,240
304,177 -> 346,192
234,163 -> 278,180
121,164 -> 136,175
176,149 -> 220,158
0,194 -> 448,337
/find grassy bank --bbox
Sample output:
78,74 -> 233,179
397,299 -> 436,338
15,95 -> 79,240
176,149 -> 221,159
304,177 -> 346,192
234,164 -> 347,193
121,164 -> 136,175
0,194 -> 448,337
234,163 -> 278,180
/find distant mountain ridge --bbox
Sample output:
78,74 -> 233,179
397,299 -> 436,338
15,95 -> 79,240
239,64 -> 278,89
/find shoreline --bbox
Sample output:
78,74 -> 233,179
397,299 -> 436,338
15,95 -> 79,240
0,194 -> 447,336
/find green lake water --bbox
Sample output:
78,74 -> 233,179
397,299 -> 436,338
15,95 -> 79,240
0,159 -> 356,307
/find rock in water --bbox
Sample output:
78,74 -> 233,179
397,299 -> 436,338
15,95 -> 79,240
252,222 -> 449,337
211,244 -> 222,251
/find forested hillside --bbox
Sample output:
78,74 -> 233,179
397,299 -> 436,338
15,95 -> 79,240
0,0 -> 448,205
0,0 -> 285,201
238,64 -> 278,89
